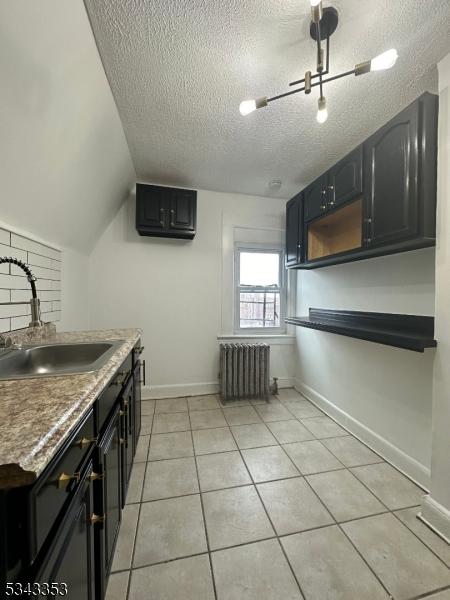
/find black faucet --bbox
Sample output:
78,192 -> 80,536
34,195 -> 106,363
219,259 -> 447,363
0,257 -> 43,329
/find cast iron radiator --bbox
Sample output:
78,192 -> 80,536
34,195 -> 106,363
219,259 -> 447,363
219,343 -> 270,400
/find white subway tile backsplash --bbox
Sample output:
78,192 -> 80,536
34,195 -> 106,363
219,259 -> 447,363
27,252 -> 53,270
10,234 -> 61,261
0,229 -> 10,245
0,228 -> 62,333
0,274 -> 29,290
11,315 -> 32,330
0,317 -> 10,331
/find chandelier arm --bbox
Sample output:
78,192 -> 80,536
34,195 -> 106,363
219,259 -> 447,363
267,67 -> 356,105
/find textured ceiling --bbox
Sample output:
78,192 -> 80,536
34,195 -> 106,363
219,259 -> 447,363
84,0 -> 450,200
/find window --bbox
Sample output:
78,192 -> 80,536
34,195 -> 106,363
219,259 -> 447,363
234,245 -> 286,333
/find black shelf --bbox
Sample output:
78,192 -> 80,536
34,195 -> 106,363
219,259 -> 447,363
286,308 -> 437,352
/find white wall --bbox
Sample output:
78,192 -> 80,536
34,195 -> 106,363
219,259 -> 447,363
88,188 -> 295,398
59,247 -> 90,331
0,0 -> 135,253
421,53 -> 450,541
295,248 -> 436,488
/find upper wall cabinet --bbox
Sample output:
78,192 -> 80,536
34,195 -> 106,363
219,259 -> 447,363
136,184 -> 197,239
285,92 -> 438,269
285,192 -> 303,267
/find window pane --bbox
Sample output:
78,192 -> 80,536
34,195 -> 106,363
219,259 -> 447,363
239,252 -> 280,286
240,292 -> 280,328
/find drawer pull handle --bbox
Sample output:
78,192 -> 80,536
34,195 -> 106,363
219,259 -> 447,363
119,437 -> 125,445
90,513 -> 105,525
74,436 -> 97,449
90,472 -> 103,481
57,471 -> 80,489
119,410 -> 125,416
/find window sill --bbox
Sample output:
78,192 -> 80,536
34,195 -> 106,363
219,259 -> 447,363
217,334 -> 295,346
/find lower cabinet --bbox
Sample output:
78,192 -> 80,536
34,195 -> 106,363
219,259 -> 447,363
120,376 -> 134,506
35,460 -> 96,600
0,342 -> 143,600
95,404 -> 123,599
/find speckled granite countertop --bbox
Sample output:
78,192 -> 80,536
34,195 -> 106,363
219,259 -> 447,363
0,327 -> 141,489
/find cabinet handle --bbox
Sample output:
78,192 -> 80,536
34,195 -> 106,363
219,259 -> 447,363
328,201 -> 335,207
74,436 -> 97,449
56,471 -> 80,490
297,243 -> 301,249
327,185 -> 334,191
364,218 -> 372,224
170,208 -> 175,227
90,472 -> 103,481
140,359 -> 146,386
320,204 -> 327,210
159,208 -> 165,226
119,437 -> 125,445
365,237 -> 372,244
90,513 -> 105,525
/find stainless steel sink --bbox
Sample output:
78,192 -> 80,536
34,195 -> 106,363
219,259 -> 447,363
0,340 -> 125,381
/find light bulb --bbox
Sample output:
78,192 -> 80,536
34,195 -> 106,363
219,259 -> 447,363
239,100 -> 257,116
239,96 -> 268,116
370,49 -> 398,71
316,97 -> 328,124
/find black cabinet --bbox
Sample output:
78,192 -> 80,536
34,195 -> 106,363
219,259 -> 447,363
1,342 -> 144,600
285,92 -> 438,270
328,146 -> 363,209
285,193 -> 303,267
95,404 -> 122,599
363,95 -> 437,247
136,184 -> 197,239
304,175 -> 328,222
133,360 -> 142,446
120,376 -> 134,506
35,461 -> 96,600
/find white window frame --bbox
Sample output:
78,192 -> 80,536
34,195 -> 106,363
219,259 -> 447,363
234,243 -> 287,334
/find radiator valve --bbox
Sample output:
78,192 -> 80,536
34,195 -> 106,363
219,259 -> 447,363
270,377 -> 279,396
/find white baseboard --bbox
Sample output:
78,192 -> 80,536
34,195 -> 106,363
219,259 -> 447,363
419,495 -> 450,543
142,382 -> 219,399
143,377 -> 294,400
294,378 -> 431,490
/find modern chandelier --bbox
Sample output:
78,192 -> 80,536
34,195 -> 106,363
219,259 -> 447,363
239,0 -> 398,123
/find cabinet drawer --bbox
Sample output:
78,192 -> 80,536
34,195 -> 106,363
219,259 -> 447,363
28,409 -> 95,562
96,354 -> 132,434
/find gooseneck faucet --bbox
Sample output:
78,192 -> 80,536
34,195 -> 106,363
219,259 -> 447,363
0,257 -> 43,328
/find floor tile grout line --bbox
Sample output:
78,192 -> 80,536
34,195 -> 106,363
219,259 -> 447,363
122,393 -> 448,599
410,583 -> 450,600
297,470 -> 395,598
390,509 -> 450,571
125,437 -> 153,600
187,405 -> 219,600
225,413 -> 308,600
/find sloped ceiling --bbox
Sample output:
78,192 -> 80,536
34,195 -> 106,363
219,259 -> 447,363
84,0 -> 450,200
0,1 -> 135,253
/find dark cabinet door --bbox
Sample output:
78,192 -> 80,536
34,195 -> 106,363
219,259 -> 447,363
136,184 -> 197,239
285,194 -> 302,266
95,406 -> 122,598
328,146 -> 363,209
35,462 -> 95,600
120,377 -> 134,506
133,360 -> 142,446
364,101 -> 420,246
169,189 -> 196,234
304,175 -> 328,222
136,184 -> 166,233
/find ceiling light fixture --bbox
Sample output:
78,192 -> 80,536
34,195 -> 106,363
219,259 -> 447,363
239,1 -> 398,123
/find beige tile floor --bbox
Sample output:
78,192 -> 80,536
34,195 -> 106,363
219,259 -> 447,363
106,389 -> 450,600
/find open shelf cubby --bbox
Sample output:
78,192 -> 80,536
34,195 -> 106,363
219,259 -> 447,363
307,197 -> 363,261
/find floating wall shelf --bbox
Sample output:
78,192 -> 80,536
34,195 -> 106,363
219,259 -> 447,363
286,308 -> 437,352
